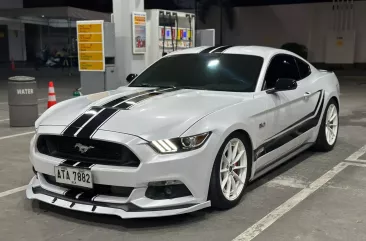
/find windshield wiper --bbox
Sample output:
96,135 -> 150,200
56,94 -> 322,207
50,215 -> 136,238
136,83 -> 176,89
135,83 -> 208,90
179,86 -> 207,90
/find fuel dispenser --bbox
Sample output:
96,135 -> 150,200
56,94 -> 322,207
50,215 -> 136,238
145,9 -> 195,67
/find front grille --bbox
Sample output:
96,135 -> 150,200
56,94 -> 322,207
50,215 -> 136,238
43,174 -> 134,197
37,135 -> 140,167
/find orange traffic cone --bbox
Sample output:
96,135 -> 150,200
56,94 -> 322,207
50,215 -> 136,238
11,58 -> 15,71
47,81 -> 57,108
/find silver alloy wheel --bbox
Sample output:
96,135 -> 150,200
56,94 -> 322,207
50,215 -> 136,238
219,138 -> 247,201
325,103 -> 339,145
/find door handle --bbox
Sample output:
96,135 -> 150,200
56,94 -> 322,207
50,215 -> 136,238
303,92 -> 311,100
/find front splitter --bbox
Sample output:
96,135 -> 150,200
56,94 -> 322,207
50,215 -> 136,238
26,176 -> 211,219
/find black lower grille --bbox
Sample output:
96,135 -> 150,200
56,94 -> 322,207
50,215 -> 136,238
43,174 -> 134,197
37,135 -> 140,167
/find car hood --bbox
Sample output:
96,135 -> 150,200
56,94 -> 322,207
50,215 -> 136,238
38,87 -> 252,140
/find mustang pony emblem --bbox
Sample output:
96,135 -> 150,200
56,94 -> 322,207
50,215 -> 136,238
74,143 -> 94,154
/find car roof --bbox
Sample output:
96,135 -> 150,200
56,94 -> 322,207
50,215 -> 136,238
167,45 -> 298,60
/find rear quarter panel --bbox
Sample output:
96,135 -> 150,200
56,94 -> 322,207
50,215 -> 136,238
307,70 -> 340,142
312,70 -> 340,109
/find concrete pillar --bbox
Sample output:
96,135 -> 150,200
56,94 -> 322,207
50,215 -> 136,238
113,0 -> 146,86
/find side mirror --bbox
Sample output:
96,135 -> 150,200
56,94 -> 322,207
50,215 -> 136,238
126,73 -> 138,83
266,78 -> 297,94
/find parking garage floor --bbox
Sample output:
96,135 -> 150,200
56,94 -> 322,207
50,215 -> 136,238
1,71 -> 366,241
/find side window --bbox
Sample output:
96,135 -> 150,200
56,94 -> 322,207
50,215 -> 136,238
263,55 -> 300,90
295,57 -> 311,80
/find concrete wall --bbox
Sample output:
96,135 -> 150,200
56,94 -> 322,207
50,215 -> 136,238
0,0 -> 22,9
0,0 -> 26,61
197,2 -> 366,63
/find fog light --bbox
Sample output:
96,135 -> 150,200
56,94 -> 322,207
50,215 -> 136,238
146,180 -> 192,200
164,186 -> 173,195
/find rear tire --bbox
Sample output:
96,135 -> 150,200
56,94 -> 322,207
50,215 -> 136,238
208,132 -> 252,210
313,99 -> 339,151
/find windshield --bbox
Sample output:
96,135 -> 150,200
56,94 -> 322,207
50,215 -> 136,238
129,53 -> 264,92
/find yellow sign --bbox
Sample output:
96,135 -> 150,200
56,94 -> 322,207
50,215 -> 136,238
134,15 -> 146,25
78,33 -> 102,43
78,43 -> 103,52
336,40 -> 343,46
79,61 -> 104,71
77,20 -> 105,72
79,52 -> 103,61
78,24 -> 102,33
132,12 -> 147,54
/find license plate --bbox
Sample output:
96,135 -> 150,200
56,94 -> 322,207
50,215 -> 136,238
54,166 -> 93,189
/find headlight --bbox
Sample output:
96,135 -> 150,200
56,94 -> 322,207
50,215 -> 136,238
150,132 -> 211,154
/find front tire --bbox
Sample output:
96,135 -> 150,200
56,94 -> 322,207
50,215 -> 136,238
313,99 -> 339,151
208,132 -> 252,209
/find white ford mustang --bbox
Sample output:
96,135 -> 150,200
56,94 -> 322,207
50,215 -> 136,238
27,46 -> 340,219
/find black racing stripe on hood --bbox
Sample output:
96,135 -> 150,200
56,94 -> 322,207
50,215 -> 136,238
114,88 -> 179,109
76,108 -> 119,138
62,107 -> 103,137
75,88 -> 180,138
63,88 -> 180,139
62,89 -> 158,137
102,89 -> 158,107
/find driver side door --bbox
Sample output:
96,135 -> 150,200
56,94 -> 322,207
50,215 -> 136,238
254,54 -> 309,171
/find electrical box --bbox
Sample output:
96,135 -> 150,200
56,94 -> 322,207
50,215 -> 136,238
325,31 -> 356,64
145,9 -> 195,67
196,29 -> 215,47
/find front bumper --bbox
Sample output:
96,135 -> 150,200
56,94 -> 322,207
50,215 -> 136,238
27,126 -> 219,218
27,176 -> 210,219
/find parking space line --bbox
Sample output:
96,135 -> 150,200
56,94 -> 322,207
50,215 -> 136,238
347,162 -> 366,168
232,162 -> 349,241
345,144 -> 366,162
0,131 -> 35,141
0,185 -> 27,198
345,159 -> 366,164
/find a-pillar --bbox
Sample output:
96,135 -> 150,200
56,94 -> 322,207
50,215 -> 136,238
112,0 -> 146,86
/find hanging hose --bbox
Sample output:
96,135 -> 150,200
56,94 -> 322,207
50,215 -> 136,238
174,13 -> 179,50
167,12 -> 175,51
160,11 -> 166,56
187,14 -> 193,47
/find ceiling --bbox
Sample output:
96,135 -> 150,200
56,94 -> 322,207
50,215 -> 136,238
22,0 -> 361,13
145,0 -> 358,10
